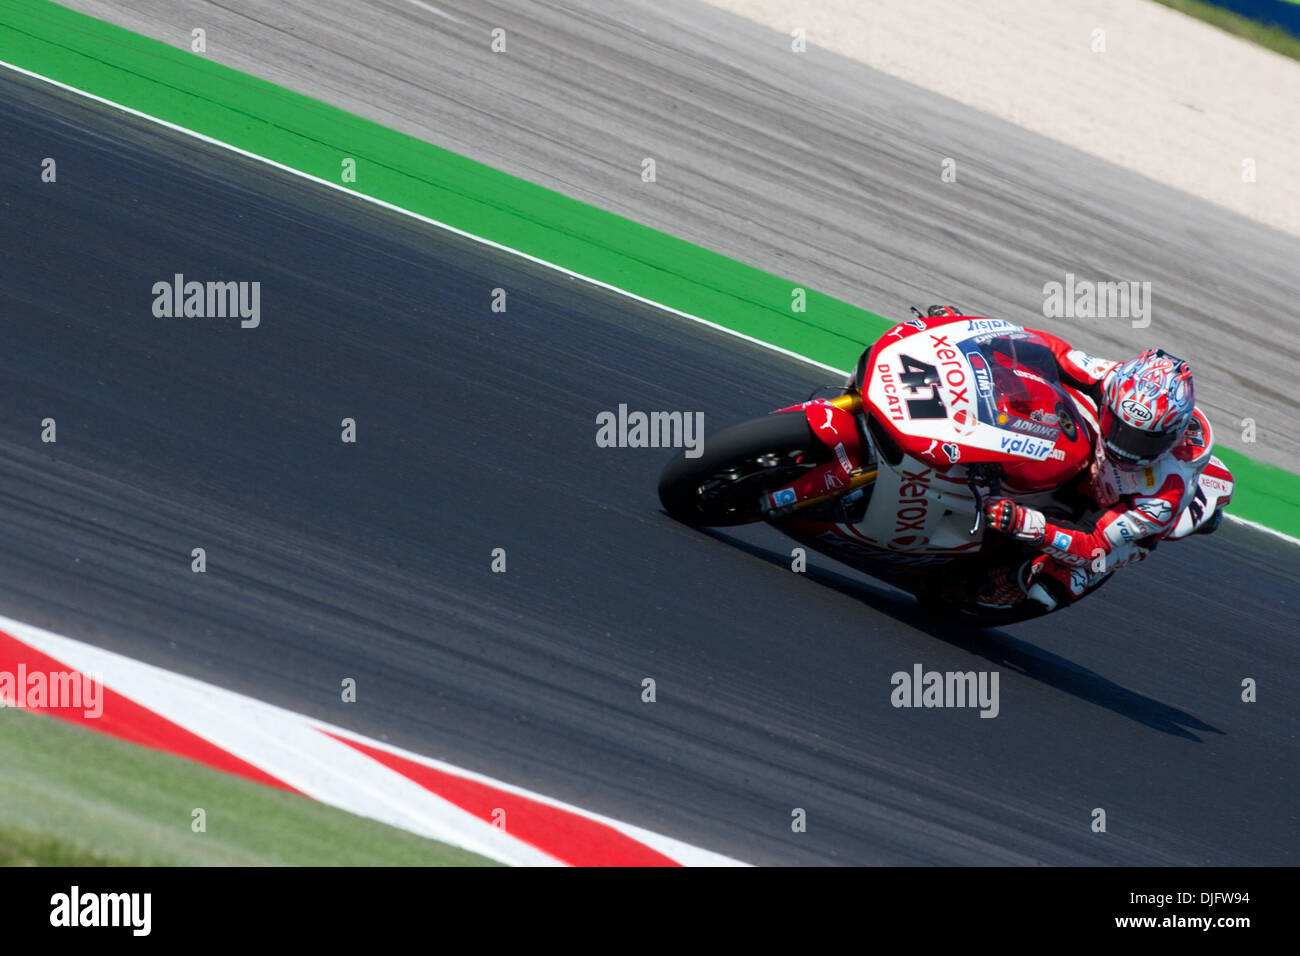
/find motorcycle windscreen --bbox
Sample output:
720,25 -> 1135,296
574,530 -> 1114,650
980,336 -> 1070,423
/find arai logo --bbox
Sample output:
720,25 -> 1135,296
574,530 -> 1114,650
1120,398 -> 1153,422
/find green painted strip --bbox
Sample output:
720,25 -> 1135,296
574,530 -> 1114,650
1211,447 -> 1300,536
1,0 -> 1297,538
0,0 -> 883,367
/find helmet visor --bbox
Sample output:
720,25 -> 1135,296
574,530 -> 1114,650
1099,406 -> 1179,467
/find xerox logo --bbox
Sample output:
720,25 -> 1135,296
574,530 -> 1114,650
891,467 -> 932,545
1201,475 -> 1231,495
927,333 -> 970,415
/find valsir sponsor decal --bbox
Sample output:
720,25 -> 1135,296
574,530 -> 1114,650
998,434 -> 1055,460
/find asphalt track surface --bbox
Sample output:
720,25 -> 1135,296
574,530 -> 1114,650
63,0 -> 1300,473
3,71 -> 1298,865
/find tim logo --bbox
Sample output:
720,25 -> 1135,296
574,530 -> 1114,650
967,352 -> 993,397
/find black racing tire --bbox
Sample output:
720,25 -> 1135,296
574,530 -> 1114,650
657,412 -> 831,527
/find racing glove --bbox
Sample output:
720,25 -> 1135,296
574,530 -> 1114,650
984,498 -> 1046,545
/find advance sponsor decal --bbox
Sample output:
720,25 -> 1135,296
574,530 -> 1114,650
1006,416 -> 1059,440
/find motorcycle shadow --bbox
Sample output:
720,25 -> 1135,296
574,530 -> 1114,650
702,528 -> 1224,742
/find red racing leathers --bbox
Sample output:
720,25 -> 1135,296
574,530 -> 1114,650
984,331 -> 1215,609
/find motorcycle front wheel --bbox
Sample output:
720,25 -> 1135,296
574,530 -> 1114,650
657,412 -> 831,527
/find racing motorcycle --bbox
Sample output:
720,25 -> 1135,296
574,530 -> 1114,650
658,306 -> 1235,625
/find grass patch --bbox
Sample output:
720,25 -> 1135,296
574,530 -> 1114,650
1150,0 -> 1300,61
0,707 -> 500,866
0,822 -> 147,866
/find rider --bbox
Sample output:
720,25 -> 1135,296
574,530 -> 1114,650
979,337 -> 1208,611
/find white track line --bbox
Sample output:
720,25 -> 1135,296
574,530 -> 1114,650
1222,513 -> 1300,546
1,54 -> 1293,551
0,57 -> 843,376
404,0 -> 466,25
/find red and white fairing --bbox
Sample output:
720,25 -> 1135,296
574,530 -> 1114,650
817,315 -> 1091,556
767,313 -> 1228,570
1167,451 -> 1235,540
864,315 -> 1094,486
